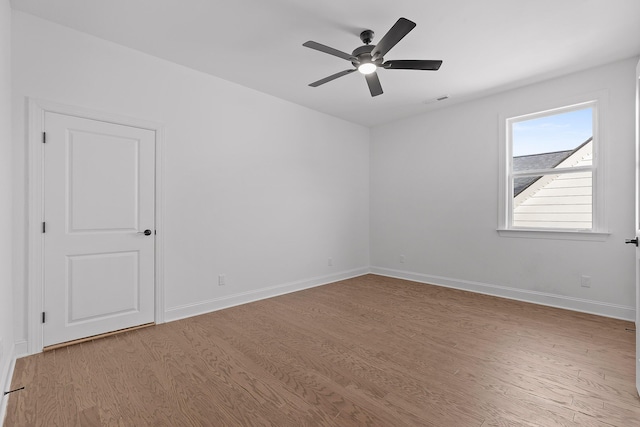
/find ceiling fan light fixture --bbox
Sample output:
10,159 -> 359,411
358,63 -> 377,75
303,17 -> 443,97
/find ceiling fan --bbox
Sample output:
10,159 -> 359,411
303,17 -> 442,97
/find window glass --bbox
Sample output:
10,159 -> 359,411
512,172 -> 592,229
512,107 -> 593,162
506,103 -> 596,231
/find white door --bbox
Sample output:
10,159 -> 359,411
42,112 -> 156,347
635,59 -> 640,395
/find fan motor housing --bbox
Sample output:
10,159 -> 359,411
351,44 -> 383,68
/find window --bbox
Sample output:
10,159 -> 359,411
499,98 -> 606,237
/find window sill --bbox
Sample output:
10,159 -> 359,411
497,229 -> 610,242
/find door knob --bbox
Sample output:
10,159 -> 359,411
625,238 -> 638,246
137,229 -> 152,236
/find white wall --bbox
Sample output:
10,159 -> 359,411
0,0 -> 13,413
371,57 -> 638,319
11,11 -> 370,347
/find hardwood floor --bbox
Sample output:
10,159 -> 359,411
4,274 -> 640,426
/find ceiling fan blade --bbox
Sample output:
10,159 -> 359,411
370,18 -> 416,60
303,41 -> 356,62
309,69 -> 356,87
365,72 -> 383,97
383,60 -> 443,70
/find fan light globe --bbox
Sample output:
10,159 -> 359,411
358,63 -> 377,75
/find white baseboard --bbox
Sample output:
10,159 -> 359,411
0,343 -> 17,425
165,267 -> 370,322
370,267 -> 635,321
13,341 -> 27,359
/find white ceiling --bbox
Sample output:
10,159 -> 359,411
10,0 -> 640,127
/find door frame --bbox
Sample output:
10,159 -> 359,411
26,98 -> 165,354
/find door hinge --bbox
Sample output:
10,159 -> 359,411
42,132 -> 46,143
42,222 -> 46,233
42,312 -> 46,323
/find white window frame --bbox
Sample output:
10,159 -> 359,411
498,91 -> 609,241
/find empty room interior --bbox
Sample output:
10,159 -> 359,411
2,0 -> 640,425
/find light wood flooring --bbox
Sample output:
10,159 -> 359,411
4,274 -> 640,426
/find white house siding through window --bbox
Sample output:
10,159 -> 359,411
512,138 -> 593,229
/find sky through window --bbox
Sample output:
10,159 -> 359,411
512,108 -> 593,157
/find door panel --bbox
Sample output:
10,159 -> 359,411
43,112 -> 155,347
68,131 -> 140,232
67,251 -> 140,323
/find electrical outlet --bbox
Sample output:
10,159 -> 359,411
328,257 -> 333,266
580,275 -> 591,288
400,254 -> 405,263
218,274 -> 226,286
